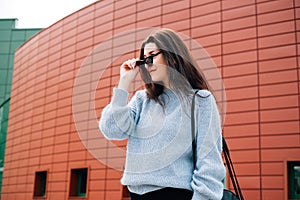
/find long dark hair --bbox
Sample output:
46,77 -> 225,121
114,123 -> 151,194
139,28 -> 210,105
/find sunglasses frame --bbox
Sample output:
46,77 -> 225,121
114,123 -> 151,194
136,51 -> 161,67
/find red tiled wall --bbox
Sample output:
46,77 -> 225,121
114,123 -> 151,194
2,0 -> 300,199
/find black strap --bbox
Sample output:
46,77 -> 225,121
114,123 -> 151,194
191,91 -> 244,200
191,90 -> 198,169
222,138 -> 244,200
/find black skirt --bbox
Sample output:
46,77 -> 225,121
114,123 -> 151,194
129,187 -> 193,200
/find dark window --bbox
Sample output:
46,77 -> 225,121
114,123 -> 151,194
33,171 -> 47,197
69,168 -> 88,197
288,161 -> 300,200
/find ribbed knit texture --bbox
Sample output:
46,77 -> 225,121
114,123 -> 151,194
99,88 -> 226,199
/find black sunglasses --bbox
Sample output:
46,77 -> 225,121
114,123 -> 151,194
136,51 -> 161,67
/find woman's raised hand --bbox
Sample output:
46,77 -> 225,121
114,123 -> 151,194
118,58 -> 140,91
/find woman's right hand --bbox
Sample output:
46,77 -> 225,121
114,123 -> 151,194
118,58 -> 139,91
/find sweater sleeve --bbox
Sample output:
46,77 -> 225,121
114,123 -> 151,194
99,88 -> 139,140
191,91 -> 226,200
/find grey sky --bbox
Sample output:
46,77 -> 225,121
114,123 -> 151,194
0,0 -> 98,28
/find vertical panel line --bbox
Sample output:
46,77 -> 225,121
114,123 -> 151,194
292,0 -> 300,146
254,1 -> 263,199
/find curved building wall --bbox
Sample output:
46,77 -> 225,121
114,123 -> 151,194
2,0 -> 300,199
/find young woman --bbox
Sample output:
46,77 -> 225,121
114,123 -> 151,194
99,28 -> 226,200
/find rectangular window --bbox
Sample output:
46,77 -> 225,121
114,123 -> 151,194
69,168 -> 88,197
33,171 -> 47,197
288,161 -> 300,200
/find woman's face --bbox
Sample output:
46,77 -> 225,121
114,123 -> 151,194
143,42 -> 169,87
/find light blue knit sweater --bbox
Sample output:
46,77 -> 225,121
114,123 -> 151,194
99,88 -> 226,199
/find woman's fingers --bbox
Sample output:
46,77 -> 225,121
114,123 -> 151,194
118,58 -> 140,91
120,58 -> 139,79
128,59 -> 137,69
122,58 -> 138,71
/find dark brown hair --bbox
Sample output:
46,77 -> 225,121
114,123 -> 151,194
139,28 -> 210,105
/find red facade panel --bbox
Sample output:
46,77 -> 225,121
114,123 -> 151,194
223,27 -> 257,43
256,0 -> 294,14
191,2 -> 221,18
222,5 -> 256,21
223,62 -> 258,77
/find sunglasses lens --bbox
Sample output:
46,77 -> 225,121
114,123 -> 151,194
145,57 -> 153,66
